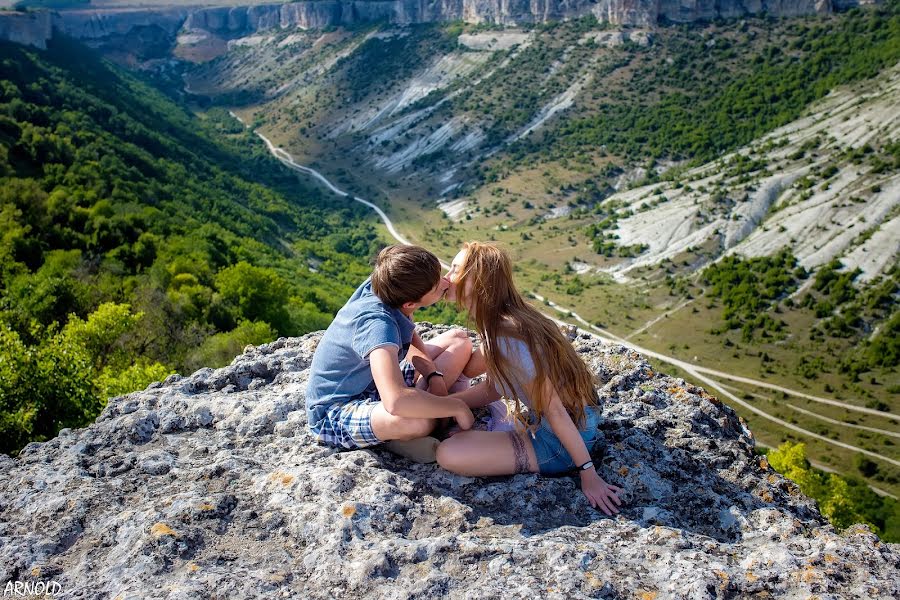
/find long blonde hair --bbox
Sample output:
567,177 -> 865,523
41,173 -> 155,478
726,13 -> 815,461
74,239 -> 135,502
454,242 -> 599,430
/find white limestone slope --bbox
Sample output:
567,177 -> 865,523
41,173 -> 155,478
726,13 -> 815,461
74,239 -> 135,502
603,62 -> 900,282
331,49 -> 494,138
349,30 -> 536,181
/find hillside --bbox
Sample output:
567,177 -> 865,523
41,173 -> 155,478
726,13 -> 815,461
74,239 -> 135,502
0,35 -> 380,455
185,8 -> 897,207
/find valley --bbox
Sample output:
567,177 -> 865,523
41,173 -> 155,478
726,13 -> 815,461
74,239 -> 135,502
177,8 -> 900,496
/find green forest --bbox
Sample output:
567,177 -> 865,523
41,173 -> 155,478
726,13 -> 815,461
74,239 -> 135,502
702,249 -> 807,342
0,37 -> 380,455
699,251 -> 899,375
539,6 -> 900,165
462,4 -> 900,189
766,442 -> 900,542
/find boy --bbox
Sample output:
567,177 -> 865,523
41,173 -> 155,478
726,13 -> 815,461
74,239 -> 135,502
306,244 -> 475,452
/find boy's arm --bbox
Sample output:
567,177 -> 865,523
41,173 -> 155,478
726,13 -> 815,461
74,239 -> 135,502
410,330 -> 429,354
370,347 -> 474,428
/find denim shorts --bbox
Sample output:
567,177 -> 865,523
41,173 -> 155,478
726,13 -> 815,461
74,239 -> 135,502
528,406 -> 603,475
311,360 -> 416,450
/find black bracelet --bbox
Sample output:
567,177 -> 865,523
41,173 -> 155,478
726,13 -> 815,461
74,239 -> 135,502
578,460 -> 594,471
425,370 -> 444,385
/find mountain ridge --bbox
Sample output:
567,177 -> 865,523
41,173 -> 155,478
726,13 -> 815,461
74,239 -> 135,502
47,0 -> 846,45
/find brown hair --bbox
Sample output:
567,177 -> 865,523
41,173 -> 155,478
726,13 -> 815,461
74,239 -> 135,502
453,242 -> 599,430
371,244 -> 442,308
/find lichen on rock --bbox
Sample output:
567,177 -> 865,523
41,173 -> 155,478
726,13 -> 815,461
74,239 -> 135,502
0,324 -> 896,598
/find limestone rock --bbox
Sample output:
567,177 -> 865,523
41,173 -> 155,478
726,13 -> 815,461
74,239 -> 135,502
53,6 -> 191,40
0,10 -> 52,49
53,0 -> 842,45
0,324 -> 896,598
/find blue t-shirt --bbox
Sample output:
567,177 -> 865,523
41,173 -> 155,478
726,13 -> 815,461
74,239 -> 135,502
306,278 -> 416,426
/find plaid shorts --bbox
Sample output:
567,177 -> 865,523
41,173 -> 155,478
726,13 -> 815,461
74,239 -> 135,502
312,360 -> 416,450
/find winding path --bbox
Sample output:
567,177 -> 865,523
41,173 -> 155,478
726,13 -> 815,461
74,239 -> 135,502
257,133 -> 413,246
253,128 -> 900,471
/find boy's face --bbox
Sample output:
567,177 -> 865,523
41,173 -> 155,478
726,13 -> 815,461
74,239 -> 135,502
414,275 -> 451,309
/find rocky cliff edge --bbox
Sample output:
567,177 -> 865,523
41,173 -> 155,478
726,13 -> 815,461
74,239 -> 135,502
0,325 -> 896,598
0,10 -> 51,49
54,0 -> 837,41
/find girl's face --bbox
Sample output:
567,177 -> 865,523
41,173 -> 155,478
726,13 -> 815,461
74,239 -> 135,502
445,247 -> 471,307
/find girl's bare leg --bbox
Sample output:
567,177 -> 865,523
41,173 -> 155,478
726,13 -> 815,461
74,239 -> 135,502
461,345 -> 486,379
436,430 -> 539,476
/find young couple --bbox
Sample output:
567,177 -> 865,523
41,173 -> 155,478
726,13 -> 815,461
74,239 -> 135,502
305,243 -> 622,515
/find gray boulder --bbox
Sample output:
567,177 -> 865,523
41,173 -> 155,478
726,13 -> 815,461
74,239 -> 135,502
0,324 -> 896,598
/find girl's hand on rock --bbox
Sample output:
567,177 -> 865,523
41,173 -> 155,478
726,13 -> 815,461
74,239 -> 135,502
580,470 -> 623,516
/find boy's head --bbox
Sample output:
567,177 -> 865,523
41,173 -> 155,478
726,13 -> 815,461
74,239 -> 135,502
372,245 -> 444,309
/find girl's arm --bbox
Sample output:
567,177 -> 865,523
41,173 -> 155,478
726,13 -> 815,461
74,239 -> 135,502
541,381 -> 623,516
451,379 -> 501,409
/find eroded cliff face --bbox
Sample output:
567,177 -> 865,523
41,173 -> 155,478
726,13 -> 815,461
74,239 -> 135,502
52,0 -> 839,44
53,6 -> 190,39
1,325 -> 897,598
39,0 -> 844,65
0,10 -> 52,49
181,0 -> 834,32
176,0 -> 836,32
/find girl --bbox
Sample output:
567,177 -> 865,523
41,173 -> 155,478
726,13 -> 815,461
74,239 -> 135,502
437,242 -> 623,515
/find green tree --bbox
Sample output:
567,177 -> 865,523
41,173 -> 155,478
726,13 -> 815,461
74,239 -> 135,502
61,302 -> 141,371
0,324 -> 95,455
215,262 -> 292,334
0,303 -> 174,455
768,442 -> 884,536
185,320 -> 276,371
96,359 -> 173,400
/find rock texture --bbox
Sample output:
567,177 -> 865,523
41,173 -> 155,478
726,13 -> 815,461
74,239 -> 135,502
52,0 -> 842,44
0,10 -> 52,49
53,7 -> 191,40
180,0 -> 834,31
1,324 -> 897,598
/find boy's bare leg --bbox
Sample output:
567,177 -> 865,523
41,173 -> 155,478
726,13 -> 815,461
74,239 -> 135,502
371,405 -> 441,463
370,404 -> 437,441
